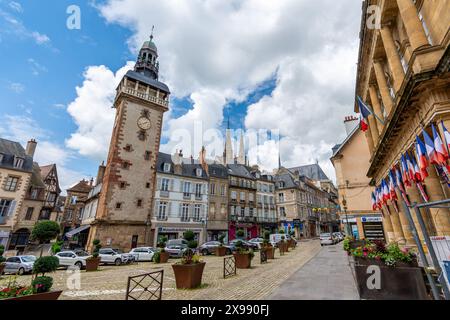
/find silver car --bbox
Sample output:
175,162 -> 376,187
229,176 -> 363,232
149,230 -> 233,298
3,255 -> 36,275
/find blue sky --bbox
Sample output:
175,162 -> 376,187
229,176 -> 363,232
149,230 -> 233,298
0,0 -> 361,190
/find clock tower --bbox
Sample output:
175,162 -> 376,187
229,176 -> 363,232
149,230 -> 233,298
87,34 -> 170,250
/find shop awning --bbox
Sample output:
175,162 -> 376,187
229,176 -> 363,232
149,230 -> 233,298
65,225 -> 90,239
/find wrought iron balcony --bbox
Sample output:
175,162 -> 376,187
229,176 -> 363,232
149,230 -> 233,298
117,86 -> 169,108
156,215 -> 168,221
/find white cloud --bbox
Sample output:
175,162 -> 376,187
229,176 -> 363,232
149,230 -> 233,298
65,62 -> 134,160
8,82 -> 24,93
28,58 -> 48,76
8,1 -> 23,13
31,31 -> 50,45
0,115 -> 84,191
66,0 -> 361,181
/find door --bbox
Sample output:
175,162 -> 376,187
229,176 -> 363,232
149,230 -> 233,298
5,257 -> 20,273
131,235 -> 138,249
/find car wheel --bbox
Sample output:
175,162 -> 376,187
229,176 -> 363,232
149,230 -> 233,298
74,261 -> 83,269
17,267 -> 25,276
201,249 -> 209,256
115,258 -> 122,266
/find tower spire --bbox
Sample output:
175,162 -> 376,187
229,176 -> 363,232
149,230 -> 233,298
135,26 -> 159,80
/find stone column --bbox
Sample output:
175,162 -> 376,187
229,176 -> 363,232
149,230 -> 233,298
382,210 -> 395,243
365,128 -> 375,155
425,167 -> 450,236
380,26 -> 405,93
396,0 -> 429,51
393,191 -> 415,247
368,115 -> 379,146
369,85 -> 385,133
387,203 -> 406,244
373,61 -> 394,116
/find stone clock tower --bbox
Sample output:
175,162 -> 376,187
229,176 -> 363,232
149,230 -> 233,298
87,34 -> 170,250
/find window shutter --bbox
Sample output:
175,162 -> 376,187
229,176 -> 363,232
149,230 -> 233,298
154,200 -> 160,216
167,202 -> 172,217
179,203 -> 183,217
8,200 -> 16,216
189,204 -> 194,218
169,179 -> 174,191
245,207 -> 249,216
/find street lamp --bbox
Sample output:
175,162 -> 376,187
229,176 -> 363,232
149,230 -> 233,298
342,196 -> 351,237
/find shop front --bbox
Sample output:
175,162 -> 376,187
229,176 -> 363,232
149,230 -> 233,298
154,225 -> 204,245
229,222 -> 258,240
361,216 -> 385,241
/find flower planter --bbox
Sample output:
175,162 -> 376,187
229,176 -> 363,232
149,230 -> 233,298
354,256 -> 419,268
233,253 -> 252,269
3,290 -> 63,301
85,257 -> 101,272
172,262 -> 206,289
263,246 -> 275,259
0,264 -> 5,275
215,246 -> 227,257
353,264 -> 429,300
160,251 -> 170,263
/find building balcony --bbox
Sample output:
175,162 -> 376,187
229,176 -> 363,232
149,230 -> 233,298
160,190 -> 169,198
156,215 -> 168,221
117,86 -> 169,108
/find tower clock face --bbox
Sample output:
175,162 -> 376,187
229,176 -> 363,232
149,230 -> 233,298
137,116 -> 151,130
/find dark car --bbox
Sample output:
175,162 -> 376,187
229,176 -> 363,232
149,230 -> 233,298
198,241 -> 233,256
164,244 -> 188,258
229,239 -> 258,250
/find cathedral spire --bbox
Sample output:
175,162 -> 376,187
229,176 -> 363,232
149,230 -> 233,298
135,27 -> 160,80
238,129 -> 245,165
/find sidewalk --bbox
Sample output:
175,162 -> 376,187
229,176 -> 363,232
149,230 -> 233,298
269,243 -> 360,300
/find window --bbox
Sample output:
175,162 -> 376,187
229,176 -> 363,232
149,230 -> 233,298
146,182 -> 151,188
120,182 -> 126,189
195,184 -> 202,198
280,207 -> 286,217
183,182 -> 191,197
161,178 -> 169,191
0,200 -> 12,217
137,199 -> 143,207
181,204 -> 189,221
220,185 -> 226,196
231,191 -> 237,200
25,207 -> 34,220
163,163 -> 171,173
249,193 -> 254,202
31,188 -> 39,199
193,204 -> 201,221
122,161 -> 130,169
278,193 -> 285,202
144,151 -> 151,161
210,183 -> 215,195
240,207 -> 245,216
66,209 -> 73,220
418,11 -> 433,45
124,144 -> 132,152
240,192 -> 245,202
47,193 -> 56,202
138,130 -> 146,141
116,202 -> 122,209
5,177 -> 19,191
158,202 -> 167,219
249,207 -> 254,216
71,196 -> 78,205
196,168 -> 202,177
14,157 -> 24,169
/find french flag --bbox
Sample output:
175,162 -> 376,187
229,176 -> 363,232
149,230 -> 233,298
401,154 -> 411,187
441,121 -> 450,154
389,170 -> 398,200
423,127 -> 440,165
410,152 -> 423,182
382,179 -> 390,202
357,96 -> 372,132
371,192 -> 377,211
432,123 -> 448,165
415,136 -> 429,179
377,187 -> 383,209
405,152 -> 416,182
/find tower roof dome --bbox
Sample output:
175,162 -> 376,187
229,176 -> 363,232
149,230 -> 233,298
142,35 -> 157,52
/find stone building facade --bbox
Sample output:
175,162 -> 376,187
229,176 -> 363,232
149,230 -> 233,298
355,0 -> 450,245
62,179 -> 93,235
255,172 -> 277,234
86,35 -> 170,250
206,163 -> 229,241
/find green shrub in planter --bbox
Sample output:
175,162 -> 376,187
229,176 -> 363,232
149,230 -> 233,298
32,276 -> 53,294
218,234 -> 225,247
33,256 -> 59,276
279,229 -> 285,234
236,229 -> 245,239
153,251 -> 161,263
0,244 -> 5,264
91,239 -> 102,258
51,241 -> 64,255
157,235 -> 168,252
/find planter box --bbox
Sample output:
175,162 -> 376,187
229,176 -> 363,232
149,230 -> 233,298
263,247 -> 275,259
233,253 -> 252,269
3,290 -> 62,301
172,262 -> 206,289
0,263 -> 5,275
349,240 -> 366,250
353,264 -> 429,300
85,257 -> 100,272
354,256 -> 418,268
215,247 -> 227,257
160,252 -> 170,263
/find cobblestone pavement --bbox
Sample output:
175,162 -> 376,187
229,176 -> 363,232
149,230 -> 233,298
3,240 -> 321,300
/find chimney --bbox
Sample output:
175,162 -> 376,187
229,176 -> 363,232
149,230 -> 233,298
26,139 -> 37,158
344,116 -> 359,135
89,178 -> 94,187
96,161 -> 106,186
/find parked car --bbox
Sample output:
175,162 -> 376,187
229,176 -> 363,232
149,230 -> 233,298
320,233 -> 335,246
55,250 -> 91,269
166,239 -> 188,247
198,241 -> 233,255
2,255 -> 36,275
99,248 -> 131,266
128,247 -> 156,262
333,232 -> 344,242
228,239 -> 259,251
248,238 -> 264,249
165,244 -> 188,258
269,234 -> 292,247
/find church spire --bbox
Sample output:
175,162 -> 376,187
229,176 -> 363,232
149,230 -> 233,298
238,129 -> 245,165
135,27 -> 160,80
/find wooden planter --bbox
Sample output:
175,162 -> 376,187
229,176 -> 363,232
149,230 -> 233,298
0,263 -> 5,275
289,239 -> 296,249
354,256 -> 419,268
3,290 -> 63,301
160,251 -> 170,263
353,263 -> 428,300
263,246 -> 275,259
85,257 -> 101,272
216,246 -> 227,257
172,262 -> 206,289
233,253 -> 252,269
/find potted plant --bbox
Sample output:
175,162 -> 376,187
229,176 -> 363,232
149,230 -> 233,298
216,234 -> 227,256
233,240 -> 254,269
30,221 -> 60,257
1,256 -> 62,300
262,230 -> 275,259
85,239 -> 101,272
289,230 -> 296,249
172,230 -> 205,289
156,236 -> 169,263
0,245 -> 6,275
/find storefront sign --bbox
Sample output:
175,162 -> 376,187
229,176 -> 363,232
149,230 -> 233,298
159,227 -> 202,233
342,218 -> 357,223
361,216 -> 382,223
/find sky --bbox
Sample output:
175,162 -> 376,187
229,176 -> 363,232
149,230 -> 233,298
0,0 -> 362,192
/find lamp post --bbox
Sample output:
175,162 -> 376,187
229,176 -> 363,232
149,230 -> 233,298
342,196 -> 351,237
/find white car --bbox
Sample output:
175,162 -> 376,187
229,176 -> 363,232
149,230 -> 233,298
3,256 -> 36,275
99,248 -> 131,266
320,233 -> 335,246
55,250 -> 91,269
333,232 -> 344,242
269,234 -> 292,247
248,238 -> 264,249
128,247 -> 156,262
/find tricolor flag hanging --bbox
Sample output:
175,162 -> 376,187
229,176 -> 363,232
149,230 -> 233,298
415,136 -> 429,179
401,154 -> 411,187
441,120 -> 450,155
357,96 -> 372,132
371,192 -> 377,211
432,123 -> 448,165
410,152 -> 424,182
382,179 -> 390,202
394,164 -> 411,206
388,170 -> 398,200
377,186 -> 383,209
405,152 -> 416,182
423,127 -> 440,165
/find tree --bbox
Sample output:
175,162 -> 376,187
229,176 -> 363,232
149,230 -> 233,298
31,221 -> 61,257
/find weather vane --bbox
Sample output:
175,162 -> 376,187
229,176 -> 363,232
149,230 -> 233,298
150,25 -> 155,40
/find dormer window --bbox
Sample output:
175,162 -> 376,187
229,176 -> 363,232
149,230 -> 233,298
278,181 -> 285,188
196,168 -> 202,177
14,157 -> 24,169
163,163 -> 171,173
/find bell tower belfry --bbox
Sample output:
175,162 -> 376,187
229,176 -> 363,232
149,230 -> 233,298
87,31 -> 170,250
